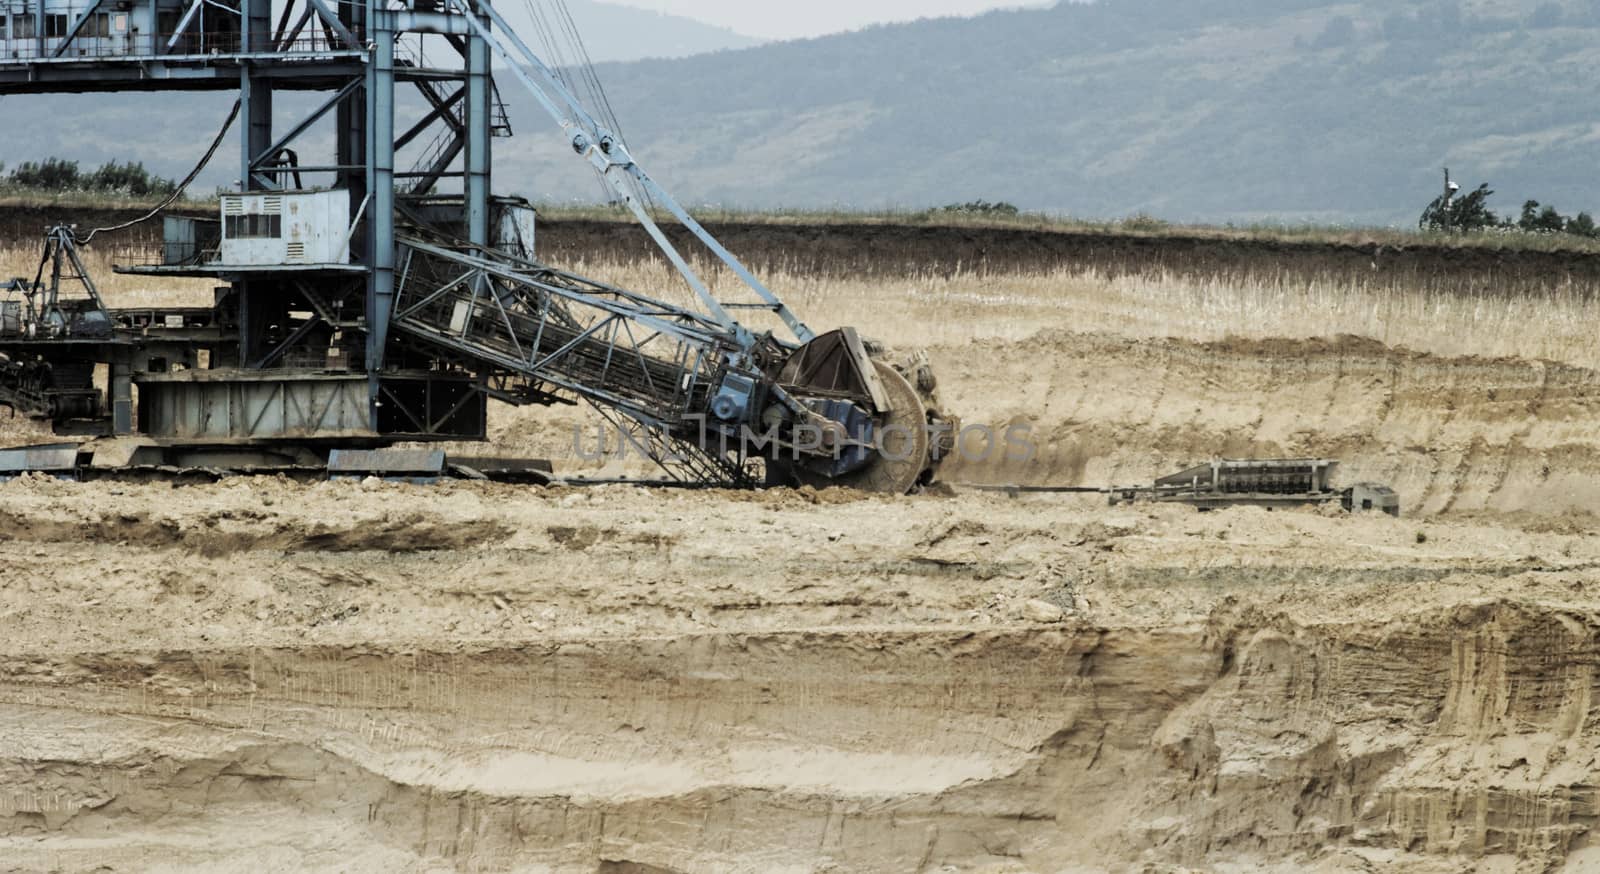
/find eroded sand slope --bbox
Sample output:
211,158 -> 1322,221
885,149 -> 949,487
2,330 -> 1600,871
2,473 -> 1600,871
481,329 -> 1600,519
937,331 -> 1600,518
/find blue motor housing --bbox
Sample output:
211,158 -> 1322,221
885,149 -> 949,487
805,398 -> 876,477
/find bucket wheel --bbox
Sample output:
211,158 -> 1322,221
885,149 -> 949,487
773,359 -> 933,495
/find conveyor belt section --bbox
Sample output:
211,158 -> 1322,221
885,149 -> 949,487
389,239 -> 757,485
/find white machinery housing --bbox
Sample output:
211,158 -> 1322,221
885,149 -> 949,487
220,190 -> 351,267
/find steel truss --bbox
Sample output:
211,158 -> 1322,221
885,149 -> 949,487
391,237 -> 738,430
0,0 -> 886,488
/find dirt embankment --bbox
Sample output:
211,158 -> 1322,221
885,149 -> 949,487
533,219 -> 1600,292
932,331 -> 1600,517
0,205 -> 212,249
1,479 -> 1599,871
462,328 -> 1600,520
8,204 -> 1600,293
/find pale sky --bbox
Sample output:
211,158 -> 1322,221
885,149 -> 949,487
604,0 -> 1053,41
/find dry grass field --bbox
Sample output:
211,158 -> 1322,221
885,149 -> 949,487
553,255 -> 1600,367
11,241 -> 1593,367
10,190 -> 1600,252
6,212 -> 1600,872
0,244 -> 215,308
529,202 -> 1600,256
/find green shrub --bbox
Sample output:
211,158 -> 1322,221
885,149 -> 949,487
1420,182 -> 1499,231
1511,201 -> 1599,237
936,200 -> 1021,217
86,160 -> 178,197
1518,200 -> 1565,232
9,157 -> 84,191
4,156 -> 177,196
1122,213 -> 1171,232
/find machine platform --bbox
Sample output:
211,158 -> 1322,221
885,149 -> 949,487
0,440 -> 553,484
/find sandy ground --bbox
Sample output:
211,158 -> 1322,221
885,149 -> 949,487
4,320 -> 1600,872
478,329 -> 1600,520
9,204 -> 1600,873
1,477 -> 1599,872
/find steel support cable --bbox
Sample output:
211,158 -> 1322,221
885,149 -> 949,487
76,97 -> 242,246
528,5 -> 594,117
552,2 -> 608,149
533,4 -> 615,205
546,0 -> 655,213
558,0 -> 656,212
446,0 -> 812,343
523,0 -> 576,93
524,0 -> 614,202
549,0 -> 612,137
519,2 -> 588,135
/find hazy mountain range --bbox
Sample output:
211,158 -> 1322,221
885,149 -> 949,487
498,0 -> 761,63
502,0 -> 1600,225
4,0 -> 1599,226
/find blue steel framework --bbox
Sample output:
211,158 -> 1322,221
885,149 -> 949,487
0,0 -> 949,490
1,0 -> 527,442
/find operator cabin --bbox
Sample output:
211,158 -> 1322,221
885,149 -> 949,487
2,0 -> 241,58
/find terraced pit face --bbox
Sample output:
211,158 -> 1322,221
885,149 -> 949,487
5,214 -> 1600,870
2,472 -> 1600,872
931,331 -> 1600,517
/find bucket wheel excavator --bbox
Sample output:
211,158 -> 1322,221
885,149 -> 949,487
0,0 -> 955,493
381,0 -> 958,493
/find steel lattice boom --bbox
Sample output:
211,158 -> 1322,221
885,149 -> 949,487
0,0 -> 953,491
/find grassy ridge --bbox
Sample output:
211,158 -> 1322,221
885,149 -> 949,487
530,203 -> 1600,255
0,189 -> 218,211
5,192 -> 1600,255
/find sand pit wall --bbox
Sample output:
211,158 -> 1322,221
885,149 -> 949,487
937,331 -> 1600,517
1,603 -> 1597,870
443,327 -> 1600,521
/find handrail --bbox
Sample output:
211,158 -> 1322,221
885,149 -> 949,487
0,28 -> 362,61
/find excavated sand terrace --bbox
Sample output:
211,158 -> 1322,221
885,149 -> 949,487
1,474 -> 1599,872
4,324 -> 1600,871
7,215 -> 1600,870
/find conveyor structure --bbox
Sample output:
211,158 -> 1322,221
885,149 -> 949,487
0,0 -> 954,490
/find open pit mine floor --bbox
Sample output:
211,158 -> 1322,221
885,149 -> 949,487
1,472 -> 1599,873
